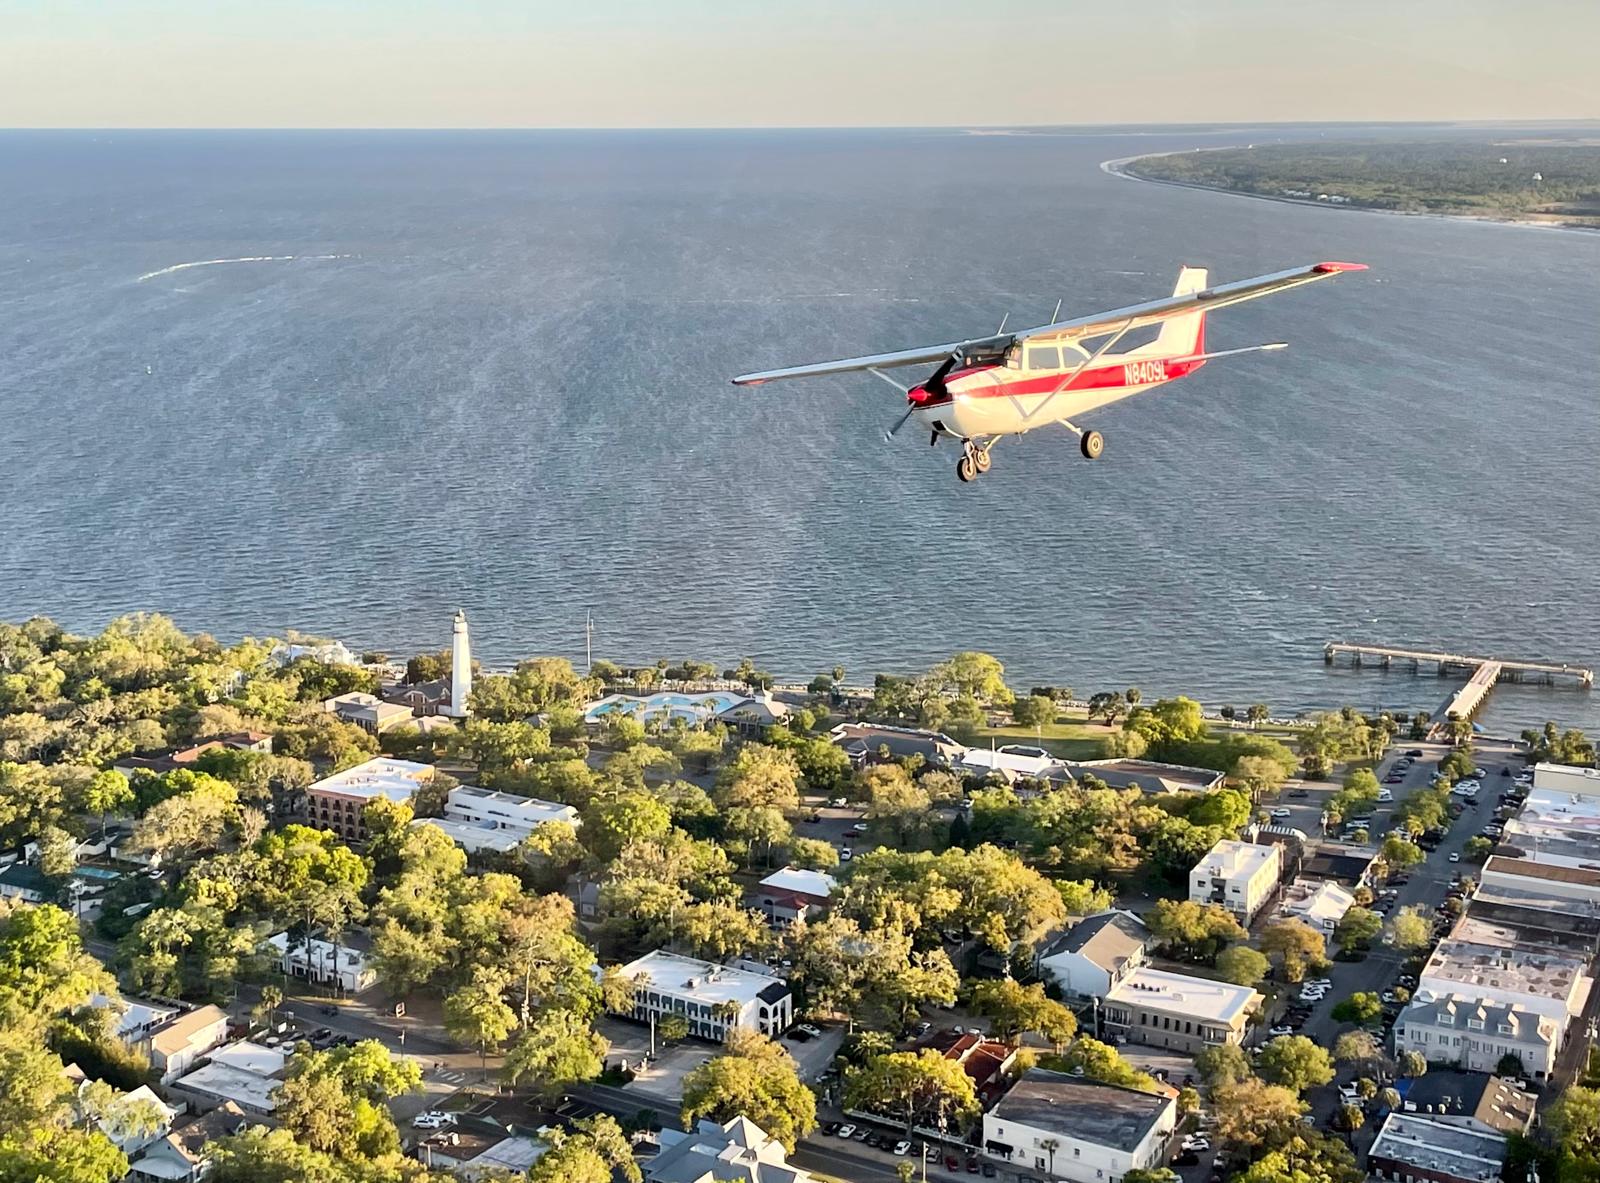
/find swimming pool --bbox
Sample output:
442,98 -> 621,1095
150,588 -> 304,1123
584,691 -> 746,724
75,866 -> 122,881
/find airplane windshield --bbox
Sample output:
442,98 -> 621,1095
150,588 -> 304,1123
1027,346 -> 1060,370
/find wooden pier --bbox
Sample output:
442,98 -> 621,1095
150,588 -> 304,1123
1323,642 -> 1593,738
1324,642 -> 1593,688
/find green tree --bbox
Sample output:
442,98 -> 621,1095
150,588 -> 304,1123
1333,906 -> 1383,952
1012,695 -> 1056,728
1380,833 -> 1425,875
443,967 -> 517,1078
271,1040 -> 420,1160
1216,944 -> 1270,986
681,1031 -> 818,1152
1388,905 -> 1434,951
526,1115 -> 641,1183
1260,922 -> 1324,986
581,791 -> 672,862
659,1013 -> 690,1044
1331,992 -> 1383,1026
1145,899 -> 1246,961
1194,1043 -> 1253,1091
1256,1035 -> 1335,1093
970,979 -> 1078,1048
1053,1037 -> 1160,1092
1397,1049 -> 1428,1078
78,770 -> 134,840
504,1008 -> 608,1098
1210,1077 -> 1306,1147
843,1049 -> 981,1136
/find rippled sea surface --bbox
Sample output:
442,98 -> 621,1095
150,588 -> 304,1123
2,128 -> 1596,732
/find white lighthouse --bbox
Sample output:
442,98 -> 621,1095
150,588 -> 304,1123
447,609 -> 472,719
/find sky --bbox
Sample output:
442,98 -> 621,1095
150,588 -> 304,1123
2,0 -> 1596,129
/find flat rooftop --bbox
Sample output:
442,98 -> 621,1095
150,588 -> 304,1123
174,1061 -> 279,1112
618,950 -> 789,1008
1533,763 -> 1600,797
990,1069 -> 1172,1152
1192,839 -> 1278,880
412,817 -> 523,853
757,866 -> 838,899
1105,967 -> 1261,1024
1483,855 -> 1600,889
1423,931 -> 1586,1004
308,757 -> 433,802
1068,759 -> 1223,793
446,785 -> 577,826
1370,1112 -> 1508,1179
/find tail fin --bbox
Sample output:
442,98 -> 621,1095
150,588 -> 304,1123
1154,265 -> 1208,357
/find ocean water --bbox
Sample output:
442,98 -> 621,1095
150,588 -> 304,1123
1,127 -> 1596,733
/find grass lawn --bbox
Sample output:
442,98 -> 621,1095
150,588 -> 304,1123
975,716 -> 1109,761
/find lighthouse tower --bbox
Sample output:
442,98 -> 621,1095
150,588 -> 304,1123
447,610 -> 472,719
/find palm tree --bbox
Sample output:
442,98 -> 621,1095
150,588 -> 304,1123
1041,1138 -> 1060,1177
253,984 -> 283,1027
1247,703 -> 1269,729
712,1000 -> 742,1042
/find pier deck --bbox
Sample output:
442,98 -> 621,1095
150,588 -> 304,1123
1323,642 -> 1592,737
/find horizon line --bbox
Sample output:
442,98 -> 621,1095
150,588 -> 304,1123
2,116 -> 1598,134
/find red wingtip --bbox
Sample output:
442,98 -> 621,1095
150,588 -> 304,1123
1314,261 -> 1369,273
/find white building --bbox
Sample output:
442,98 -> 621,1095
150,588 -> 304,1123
648,1115 -> 820,1183
1394,993 -> 1560,1079
416,785 -> 580,855
86,1083 -> 181,1156
1279,878 -> 1356,934
1419,919 -> 1588,1024
446,609 -> 473,719
91,993 -> 179,1044
271,639 -> 358,667
264,930 -> 377,993
982,1069 -> 1176,1183
171,1040 -> 288,1114
752,866 -> 837,923
307,757 -> 436,842
954,748 -> 1072,786
1189,839 -> 1281,922
1101,967 -> 1262,1054
127,1101 -> 251,1183
611,950 -> 793,1040
1531,762 -> 1600,798
1036,910 -> 1151,999
140,1005 -> 230,1084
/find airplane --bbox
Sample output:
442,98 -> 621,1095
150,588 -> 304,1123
732,260 -> 1367,482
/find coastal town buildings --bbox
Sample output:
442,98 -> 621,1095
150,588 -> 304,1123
981,1069 -> 1176,1183
1100,967 -> 1261,1053
264,929 -> 378,994
1189,839 -> 1281,922
608,951 -> 793,1040
170,1040 -> 288,1115
306,757 -> 436,842
417,784 -> 579,855
751,866 -> 837,924
1278,878 -> 1356,935
324,692 -> 415,735
1368,1112 -> 1509,1183
140,1005 -> 230,1084
1036,909 -> 1151,999
648,1116 -> 819,1183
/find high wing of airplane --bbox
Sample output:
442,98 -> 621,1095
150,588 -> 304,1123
732,260 -> 1367,482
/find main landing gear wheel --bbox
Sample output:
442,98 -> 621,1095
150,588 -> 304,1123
1081,430 -> 1105,460
974,448 -> 992,474
957,453 -> 978,482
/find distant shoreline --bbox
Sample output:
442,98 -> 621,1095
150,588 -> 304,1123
1100,150 -> 1600,234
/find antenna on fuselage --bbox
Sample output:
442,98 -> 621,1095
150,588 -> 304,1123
995,312 -> 1009,334
1049,299 -> 1062,324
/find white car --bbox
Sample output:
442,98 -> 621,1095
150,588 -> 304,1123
1338,1084 -> 1362,1102
1306,978 -> 1333,987
412,1111 -> 456,1130
1182,1137 -> 1211,1153
851,821 -> 869,832
893,1141 -> 913,1156
1473,767 -> 1487,778
795,1023 -> 823,1038
1270,807 -> 1292,819
1449,852 -> 1461,863
836,1125 -> 857,1139
839,847 -> 853,861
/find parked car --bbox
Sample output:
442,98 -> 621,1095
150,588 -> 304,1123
851,821 -> 869,832
1270,807 -> 1292,819
1338,1083 -> 1362,1102
945,1154 -> 961,1171
894,1141 -> 912,1157
1268,1025 -> 1293,1037
412,1112 -> 456,1130
1407,748 -> 1425,757
836,1124 -> 856,1139
966,1159 -> 980,1173
824,1122 -> 841,1136
1449,852 -> 1461,863
981,1165 -> 997,1178
1288,789 -> 1309,799
795,1023 -> 823,1038
839,847 -> 853,861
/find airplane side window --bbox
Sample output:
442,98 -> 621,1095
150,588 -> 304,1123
1027,347 -> 1060,370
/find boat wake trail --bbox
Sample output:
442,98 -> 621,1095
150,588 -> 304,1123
136,254 -> 356,282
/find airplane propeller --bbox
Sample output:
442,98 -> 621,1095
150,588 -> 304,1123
883,403 -> 916,442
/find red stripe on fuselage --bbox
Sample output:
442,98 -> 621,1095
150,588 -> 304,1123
909,357 -> 1204,407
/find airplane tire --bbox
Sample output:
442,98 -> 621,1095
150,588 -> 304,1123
974,449 -> 992,474
957,454 -> 977,482
1081,430 -> 1105,460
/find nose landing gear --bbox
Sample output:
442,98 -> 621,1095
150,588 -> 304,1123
1081,430 -> 1105,460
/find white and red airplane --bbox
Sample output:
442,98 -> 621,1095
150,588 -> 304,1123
733,260 -> 1367,482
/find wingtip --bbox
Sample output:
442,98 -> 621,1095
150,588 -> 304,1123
1314,261 -> 1369,273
